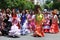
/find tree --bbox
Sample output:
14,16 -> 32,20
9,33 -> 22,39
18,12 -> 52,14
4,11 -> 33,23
53,0 -> 57,3
0,0 -> 7,9
44,1 -> 53,10
52,2 -> 60,10
0,0 -> 34,10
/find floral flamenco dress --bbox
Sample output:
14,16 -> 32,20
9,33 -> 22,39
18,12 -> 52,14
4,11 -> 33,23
49,15 -> 59,33
33,14 -> 44,37
43,14 -> 50,33
27,14 -> 35,32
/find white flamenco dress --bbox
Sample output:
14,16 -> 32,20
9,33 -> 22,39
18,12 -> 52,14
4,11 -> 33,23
9,18 -> 20,37
9,24 -> 20,37
20,20 -> 30,35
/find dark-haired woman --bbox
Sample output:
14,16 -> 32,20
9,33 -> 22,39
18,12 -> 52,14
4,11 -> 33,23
9,9 -> 20,37
33,8 -> 45,37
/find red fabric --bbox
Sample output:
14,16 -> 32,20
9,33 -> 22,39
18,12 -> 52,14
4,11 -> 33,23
33,22 -> 44,37
44,29 -> 49,33
12,13 -> 20,29
17,23 -> 20,29
12,13 -> 17,17
49,15 -> 59,33
12,13 -> 17,19
49,23 -> 59,33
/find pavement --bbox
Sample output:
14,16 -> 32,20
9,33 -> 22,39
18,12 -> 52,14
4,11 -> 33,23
0,30 -> 60,40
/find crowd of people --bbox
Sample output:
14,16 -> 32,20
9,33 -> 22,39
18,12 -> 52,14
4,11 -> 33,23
0,7 -> 59,38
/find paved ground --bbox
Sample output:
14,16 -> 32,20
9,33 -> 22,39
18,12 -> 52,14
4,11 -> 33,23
0,30 -> 60,40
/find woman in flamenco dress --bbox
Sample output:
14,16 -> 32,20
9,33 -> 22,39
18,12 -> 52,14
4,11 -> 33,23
43,12 -> 50,33
30,11 -> 35,32
49,9 -> 59,33
20,10 -> 30,35
33,6 -> 45,37
9,9 -> 20,37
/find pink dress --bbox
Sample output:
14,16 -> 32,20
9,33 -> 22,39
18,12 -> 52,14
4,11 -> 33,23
27,14 -> 35,32
30,15 -> 35,31
27,14 -> 31,30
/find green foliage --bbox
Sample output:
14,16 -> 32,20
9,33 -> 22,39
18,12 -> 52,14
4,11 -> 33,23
53,0 -> 57,3
0,0 -> 34,10
44,1 -> 53,10
52,2 -> 60,10
46,1 -> 51,4
0,0 -> 7,9
44,0 -> 60,10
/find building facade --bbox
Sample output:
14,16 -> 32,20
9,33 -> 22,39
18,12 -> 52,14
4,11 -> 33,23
27,0 -> 54,6
27,0 -> 47,6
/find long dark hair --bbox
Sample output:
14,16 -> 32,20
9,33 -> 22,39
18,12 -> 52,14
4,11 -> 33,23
11,8 -> 17,17
34,5 -> 41,14
6,8 -> 10,14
